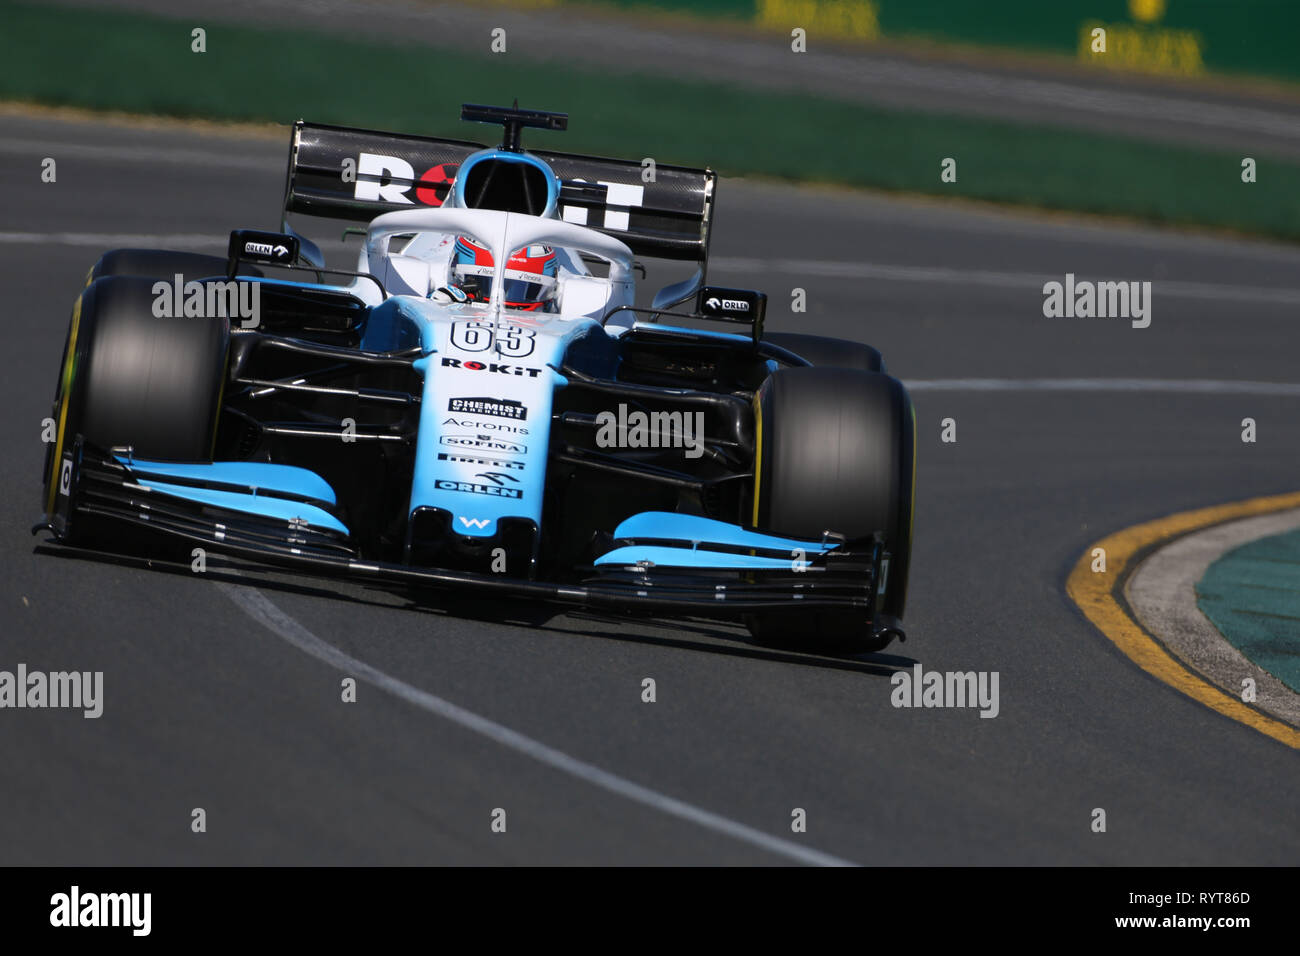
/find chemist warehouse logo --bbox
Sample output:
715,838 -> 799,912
50,886 -> 151,936
448,396 -> 527,421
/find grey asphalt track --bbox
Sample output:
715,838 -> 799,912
2,112 -> 1299,865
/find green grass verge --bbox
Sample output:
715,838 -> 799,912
2,0 -> 1298,240
1198,529 -> 1300,694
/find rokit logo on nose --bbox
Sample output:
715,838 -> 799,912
441,357 -> 543,378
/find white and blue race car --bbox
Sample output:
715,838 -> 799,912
39,104 -> 915,651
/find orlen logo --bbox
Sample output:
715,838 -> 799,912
244,241 -> 289,258
705,296 -> 749,312
355,153 -> 458,207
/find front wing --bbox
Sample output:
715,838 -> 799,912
40,438 -> 886,620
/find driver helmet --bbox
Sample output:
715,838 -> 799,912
452,236 -> 558,311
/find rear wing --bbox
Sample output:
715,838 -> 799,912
282,121 -> 716,263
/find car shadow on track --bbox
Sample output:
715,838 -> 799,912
541,610 -> 914,677
33,539 -> 914,678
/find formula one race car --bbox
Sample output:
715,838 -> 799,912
38,104 -> 915,651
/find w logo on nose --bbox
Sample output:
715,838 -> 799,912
458,516 -> 491,530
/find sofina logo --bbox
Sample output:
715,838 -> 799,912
440,434 -> 526,454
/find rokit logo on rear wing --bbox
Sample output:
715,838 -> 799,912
352,152 -> 646,229
353,153 -> 459,207
557,178 -> 645,231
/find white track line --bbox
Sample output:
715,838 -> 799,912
215,581 -> 854,867
0,231 -> 347,250
0,138 -> 274,169
9,232 -> 1299,307
712,256 -> 1300,306
0,231 -> 224,248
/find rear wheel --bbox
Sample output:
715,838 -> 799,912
43,276 -> 230,535
763,331 -> 884,372
745,366 -> 914,652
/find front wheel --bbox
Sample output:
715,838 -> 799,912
43,276 -> 230,535
763,331 -> 884,372
744,366 -> 914,652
